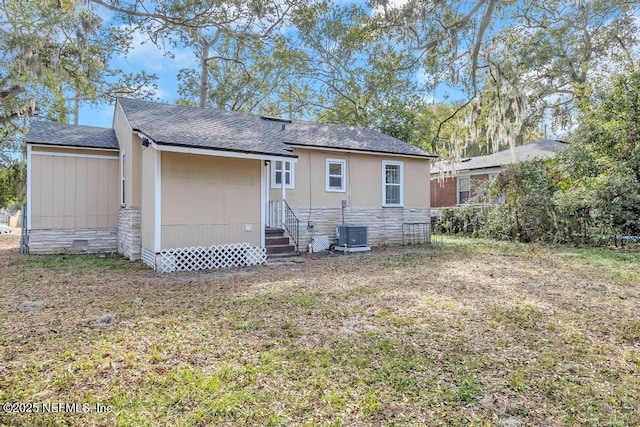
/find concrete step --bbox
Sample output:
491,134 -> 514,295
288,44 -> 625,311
265,227 -> 286,237
266,236 -> 290,246
266,244 -> 296,255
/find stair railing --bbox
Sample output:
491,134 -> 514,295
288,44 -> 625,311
282,199 -> 299,252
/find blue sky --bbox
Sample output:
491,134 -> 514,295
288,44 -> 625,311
78,0 -> 441,129
78,1 -> 640,140
79,25 -> 190,127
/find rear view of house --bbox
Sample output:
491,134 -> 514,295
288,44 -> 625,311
25,98 -> 436,272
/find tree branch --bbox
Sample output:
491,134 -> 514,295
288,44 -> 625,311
0,85 -> 24,102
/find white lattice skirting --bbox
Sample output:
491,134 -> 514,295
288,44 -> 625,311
153,243 -> 266,273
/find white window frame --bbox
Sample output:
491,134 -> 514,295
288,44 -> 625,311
325,158 -> 346,192
120,150 -> 126,206
271,160 -> 294,189
458,176 -> 470,205
382,160 -> 403,207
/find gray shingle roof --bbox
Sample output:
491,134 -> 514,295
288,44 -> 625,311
431,140 -> 567,174
282,120 -> 436,158
26,121 -> 118,150
118,98 -> 297,158
117,98 -> 435,159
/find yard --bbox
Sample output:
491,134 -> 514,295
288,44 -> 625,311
0,233 -> 639,426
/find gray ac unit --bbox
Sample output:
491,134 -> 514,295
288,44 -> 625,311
336,225 -> 368,247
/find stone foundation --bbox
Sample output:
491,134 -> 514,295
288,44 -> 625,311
291,207 -> 431,252
118,207 -> 141,260
27,228 -> 118,254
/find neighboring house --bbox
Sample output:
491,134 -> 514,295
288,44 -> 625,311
26,98 -> 436,272
430,139 -> 567,208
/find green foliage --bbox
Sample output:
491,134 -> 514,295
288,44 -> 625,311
458,66 -> 640,244
435,206 -> 485,236
0,0 -> 157,147
0,161 -> 25,208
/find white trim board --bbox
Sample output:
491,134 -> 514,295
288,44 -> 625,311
154,148 -> 162,253
30,151 -> 119,160
29,143 -> 118,153
260,162 -> 267,248
26,145 -> 32,230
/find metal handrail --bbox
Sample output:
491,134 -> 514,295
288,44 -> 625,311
282,199 -> 299,252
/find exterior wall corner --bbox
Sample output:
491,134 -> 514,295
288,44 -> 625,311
118,206 -> 141,260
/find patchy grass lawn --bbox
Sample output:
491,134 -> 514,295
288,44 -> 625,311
1,233 -> 639,426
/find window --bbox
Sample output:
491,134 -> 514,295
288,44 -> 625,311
271,160 -> 294,188
382,161 -> 403,206
458,176 -> 470,204
326,158 -> 346,192
120,151 -> 126,206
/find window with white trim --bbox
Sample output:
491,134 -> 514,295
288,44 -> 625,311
120,151 -> 126,206
326,158 -> 346,192
458,176 -> 470,204
382,161 -> 403,206
271,160 -> 294,188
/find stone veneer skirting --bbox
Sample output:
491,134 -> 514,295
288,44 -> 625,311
291,207 -> 431,251
27,228 -> 118,254
118,207 -> 141,261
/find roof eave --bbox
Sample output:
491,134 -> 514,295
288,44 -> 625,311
154,140 -> 298,159
284,142 -> 437,159
131,127 -> 298,159
26,141 -> 119,150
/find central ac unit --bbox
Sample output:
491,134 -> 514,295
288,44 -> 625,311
336,224 -> 368,247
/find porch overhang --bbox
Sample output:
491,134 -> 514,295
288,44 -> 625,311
136,131 -> 298,164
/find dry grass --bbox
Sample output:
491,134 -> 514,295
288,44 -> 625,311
0,233 -> 639,426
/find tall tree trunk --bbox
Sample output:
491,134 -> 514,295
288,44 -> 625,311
198,30 -> 221,108
199,39 -> 210,108
73,88 -> 80,125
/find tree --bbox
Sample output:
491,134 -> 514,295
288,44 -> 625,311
371,0 -> 638,153
571,64 -> 640,237
291,1 -> 420,133
92,0 -> 304,109
0,161 -> 25,208
0,0 -> 157,142
480,65 -> 640,243
176,36 -> 310,117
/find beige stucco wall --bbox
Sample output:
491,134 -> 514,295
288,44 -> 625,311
269,148 -> 430,209
160,152 -> 261,249
113,101 -> 142,207
30,146 -> 119,229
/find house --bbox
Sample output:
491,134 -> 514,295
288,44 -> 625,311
25,98 -> 436,272
430,139 -> 567,208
